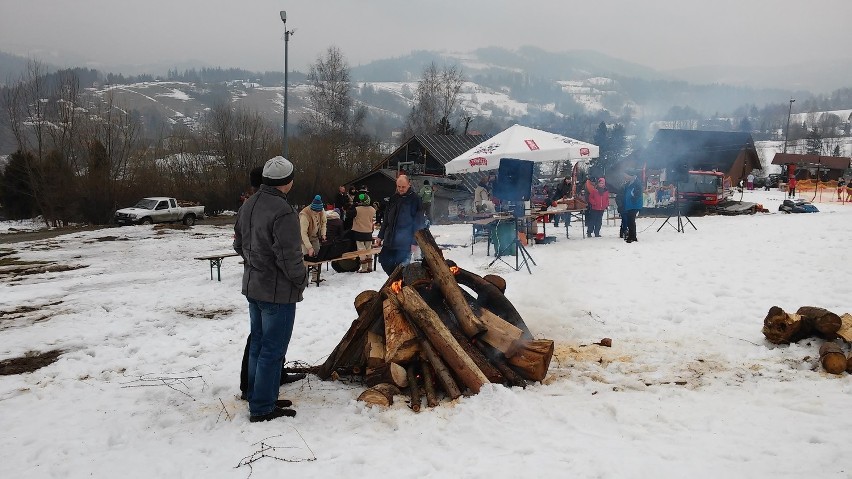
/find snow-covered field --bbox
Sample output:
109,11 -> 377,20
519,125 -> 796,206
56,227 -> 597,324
1,189 -> 851,478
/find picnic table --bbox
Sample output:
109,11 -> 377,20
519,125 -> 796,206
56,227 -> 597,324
195,252 -> 240,281
304,247 -> 382,286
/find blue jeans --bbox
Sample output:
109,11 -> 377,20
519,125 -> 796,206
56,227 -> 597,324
246,298 -> 296,416
378,248 -> 411,275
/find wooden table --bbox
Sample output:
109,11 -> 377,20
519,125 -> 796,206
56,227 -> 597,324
195,252 -> 240,281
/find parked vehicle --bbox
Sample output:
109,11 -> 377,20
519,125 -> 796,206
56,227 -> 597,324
677,170 -> 732,206
114,197 -> 205,226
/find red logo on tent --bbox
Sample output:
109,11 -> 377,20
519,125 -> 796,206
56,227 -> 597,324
525,139 -> 539,150
469,157 -> 488,167
580,148 -> 590,156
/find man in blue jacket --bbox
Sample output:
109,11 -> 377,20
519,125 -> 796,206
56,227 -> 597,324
376,174 -> 426,275
234,156 -> 308,422
623,171 -> 643,243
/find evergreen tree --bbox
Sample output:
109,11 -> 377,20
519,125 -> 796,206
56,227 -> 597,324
1,151 -> 36,219
805,129 -> 822,155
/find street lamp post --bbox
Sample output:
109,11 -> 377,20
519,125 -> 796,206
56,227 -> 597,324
280,11 -> 293,158
783,98 -> 795,154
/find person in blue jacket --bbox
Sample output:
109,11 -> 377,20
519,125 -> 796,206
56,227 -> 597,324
623,171 -> 643,243
376,174 -> 426,274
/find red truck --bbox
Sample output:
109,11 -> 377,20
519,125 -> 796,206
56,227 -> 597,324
677,170 -> 732,206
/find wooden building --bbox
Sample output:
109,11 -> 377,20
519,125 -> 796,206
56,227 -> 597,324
635,129 -> 762,185
347,134 -> 488,223
771,153 -> 851,181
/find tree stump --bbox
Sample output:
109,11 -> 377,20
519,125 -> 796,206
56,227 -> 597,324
762,306 -> 809,344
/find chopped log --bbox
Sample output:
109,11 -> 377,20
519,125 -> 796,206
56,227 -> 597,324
483,274 -> 506,294
797,306 -> 842,338
454,267 -> 533,339
819,342 -> 846,375
357,383 -> 401,407
365,362 -> 409,388
414,230 -> 486,339
450,329 -> 504,383
354,290 -> 379,316
384,295 -> 419,363
406,364 -> 422,412
318,265 -> 403,379
837,314 -> 852,343
419,340 -> 461,400
402,262 -> 432,287
421,362 -> 439,408
507,339 -> 555,381
478,307 -> 524,357
365,331 -> 385,369
761,306 -> 809,344
397,286 -> 489,393
847,354 -> 852,374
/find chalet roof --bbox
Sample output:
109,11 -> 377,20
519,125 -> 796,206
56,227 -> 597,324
640,129 -> 761,172
414,134 -> 487,165
771,153 -> 851,171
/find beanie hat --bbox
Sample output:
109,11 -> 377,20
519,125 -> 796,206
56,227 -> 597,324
356,192 -> 371,206
262,156 -> 294,186
310,195 -> 324,211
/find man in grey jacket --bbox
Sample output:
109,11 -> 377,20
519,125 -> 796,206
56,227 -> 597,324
234,156 -> 308,422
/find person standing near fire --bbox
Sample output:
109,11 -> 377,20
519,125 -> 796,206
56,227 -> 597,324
233,155 -> 306,422
299,195 -> 327,282
351,192 -> 377,273
623,171 -> 643,243
376,175 -> 425,275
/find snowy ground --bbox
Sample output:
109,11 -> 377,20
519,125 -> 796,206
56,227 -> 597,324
1,189 -> 851,478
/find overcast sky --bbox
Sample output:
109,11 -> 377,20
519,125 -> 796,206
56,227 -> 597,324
1,0 -> 850,74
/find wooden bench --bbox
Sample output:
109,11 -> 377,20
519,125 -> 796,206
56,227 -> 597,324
304,247 -> 382,286
195,252 -> 240,281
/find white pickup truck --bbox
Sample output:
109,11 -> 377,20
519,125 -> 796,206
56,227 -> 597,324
114,197 -> 205,226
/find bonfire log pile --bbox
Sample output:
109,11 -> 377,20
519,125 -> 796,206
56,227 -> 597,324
762,305 -> 852,375
316,229 -> 553,410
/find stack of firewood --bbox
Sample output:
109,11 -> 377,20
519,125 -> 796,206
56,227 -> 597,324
762,306 -> 852,374
310,229 -> 554,411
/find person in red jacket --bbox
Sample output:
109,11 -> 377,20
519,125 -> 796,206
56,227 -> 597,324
585,177 -> 609,237
787,176 -> 797,198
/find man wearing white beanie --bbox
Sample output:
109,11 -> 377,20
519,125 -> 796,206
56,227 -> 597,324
234,155 -> 307,422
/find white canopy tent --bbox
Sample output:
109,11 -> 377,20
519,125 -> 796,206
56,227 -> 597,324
443,124 -> 599,174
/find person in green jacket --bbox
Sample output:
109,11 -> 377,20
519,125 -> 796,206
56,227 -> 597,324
420,179 -> 435,223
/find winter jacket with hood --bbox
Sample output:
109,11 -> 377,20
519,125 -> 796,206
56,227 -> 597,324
585,179 -> 610,211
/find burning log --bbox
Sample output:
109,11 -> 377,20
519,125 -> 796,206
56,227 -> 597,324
318,265 -> 404,379
354,290 -> 379,315
421,361 -> 439,408
454,267 -> 533,339
414,230 -> 486,339
397,285 -> 489,393
406,363 -> 422,412
365,362 -> 408,388
507,340 -> 555,382
819,342 -> 846,374
384,295 -> 419,363
450,329 -> 504,383
483,274 -> 506,294
419,340 -> 461,400
357,383 -> 401,407
364,331 -> 385,369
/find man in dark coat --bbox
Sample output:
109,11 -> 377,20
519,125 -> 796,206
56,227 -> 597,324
234,156 -> 307,422
376,175 -> 425,275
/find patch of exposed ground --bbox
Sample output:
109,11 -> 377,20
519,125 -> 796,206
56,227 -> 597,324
0,349 -> 64,375
0,301 -> 64,331
176,307 -> 236,320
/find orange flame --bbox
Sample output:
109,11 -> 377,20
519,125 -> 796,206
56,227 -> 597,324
391,280 -> 403,294
449,266 -> 460,275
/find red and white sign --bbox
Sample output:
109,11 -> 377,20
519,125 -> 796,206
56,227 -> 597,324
524,139 -> 539,151
580,147 -> 590,156
469,157 -> 488,167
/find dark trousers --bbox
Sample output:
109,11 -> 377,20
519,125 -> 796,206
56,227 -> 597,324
240,334 -> 288,394
586,209 -> 604,236
625,209 -> 639,241
378,247 -> 411,275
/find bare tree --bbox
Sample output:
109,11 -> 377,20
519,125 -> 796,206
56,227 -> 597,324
302,46 -> 353,137
403,63 -> 465,138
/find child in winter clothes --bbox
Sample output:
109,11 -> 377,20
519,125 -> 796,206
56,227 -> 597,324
585,178 -> 609,237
